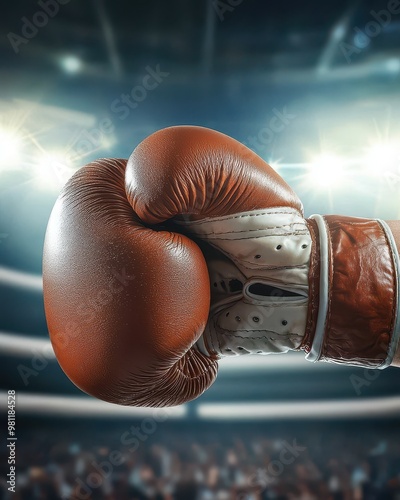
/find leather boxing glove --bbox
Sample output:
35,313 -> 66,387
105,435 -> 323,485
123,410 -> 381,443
126,126 -> 400,370
43,157 -> 218,407
43,126 -> 400,409
43,125 -> 302,407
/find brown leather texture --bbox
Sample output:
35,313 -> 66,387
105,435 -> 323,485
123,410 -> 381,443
43,158 -> 218,407
318,216 -> 396,367
44,125 -> 302,407
125,126 -> 303,222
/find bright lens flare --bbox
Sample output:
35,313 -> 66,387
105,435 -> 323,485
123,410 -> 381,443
0,129 -> 22,167
365,143 -> 399,175
60,55 -> 82,74
267,160 -> 281,172
34,152 -> 75,190
307,154 -> 345,188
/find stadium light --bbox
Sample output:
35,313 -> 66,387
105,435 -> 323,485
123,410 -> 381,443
60,55 -> 82,74
0,128 -> 22,168
386,58 -> 400,74
365,142 -> 399,175
332,23 -> 346,41
33,151 -> 75,190
306,153 -> 346,188
99,135 -> 116,151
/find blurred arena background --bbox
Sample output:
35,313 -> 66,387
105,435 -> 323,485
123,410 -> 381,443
1,0 -> 400,498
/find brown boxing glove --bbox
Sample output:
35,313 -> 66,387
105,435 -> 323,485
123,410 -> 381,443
127,127 -> 400,370
43,126 -> 302,406
43,126 -> 400,408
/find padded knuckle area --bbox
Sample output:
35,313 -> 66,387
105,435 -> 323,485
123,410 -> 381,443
44,156 -> 216,407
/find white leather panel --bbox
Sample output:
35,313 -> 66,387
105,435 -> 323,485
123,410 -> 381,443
180,207 -> 312,358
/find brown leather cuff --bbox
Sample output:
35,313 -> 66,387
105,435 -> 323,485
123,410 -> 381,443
302,215 -> 399,368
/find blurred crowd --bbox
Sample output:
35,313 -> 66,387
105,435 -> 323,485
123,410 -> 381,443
1,423 -> 400,500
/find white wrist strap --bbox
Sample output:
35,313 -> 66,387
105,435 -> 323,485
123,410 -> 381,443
305,214 -> 329,363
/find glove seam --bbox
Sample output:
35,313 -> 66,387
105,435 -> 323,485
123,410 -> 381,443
192,225 -> 309,237
216,332 -> 303,340
199,230 -> 310,240
180,208 -> 302,225
222,253 -> 309,271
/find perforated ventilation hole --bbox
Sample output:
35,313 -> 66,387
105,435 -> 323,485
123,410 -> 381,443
257,351 -> 263,354
253,316 -> 260,323
238,347 -> 244,350
213,282 -> 217,287
226,312 -> 230,317
225,348 -> 232,352
229,279 -> 243,293
254,254 -> 261,259
248,283 -> 302,298
276,245 -> 282,250
302,244 -> 308,249
282,320 -> 288,326
235,316 -> 241,322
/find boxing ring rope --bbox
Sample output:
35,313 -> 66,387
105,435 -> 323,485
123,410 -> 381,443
0,266 -> 42,291
0,264 -> 322,370
0,331 -> 326,370
1,391 -> 399,419
0,331 -> 53,358
198,397 -> 400,419
0,391 -> 186,418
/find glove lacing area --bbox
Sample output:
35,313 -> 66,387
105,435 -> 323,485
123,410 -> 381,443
178,208 -> 312,358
